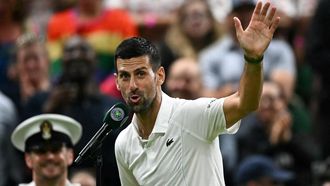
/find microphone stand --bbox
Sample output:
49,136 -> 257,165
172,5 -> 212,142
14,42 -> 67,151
74,102 -> 130,186
74,123 -> 110,186
96,145 -> 103,186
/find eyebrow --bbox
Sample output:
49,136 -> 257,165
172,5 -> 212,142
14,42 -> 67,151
118,67 -> 149,74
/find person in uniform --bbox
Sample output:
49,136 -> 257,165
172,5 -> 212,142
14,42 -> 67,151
11,114 -> 82,186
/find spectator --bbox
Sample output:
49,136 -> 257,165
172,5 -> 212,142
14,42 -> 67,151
0,0 -> 32,99
70,169 -> 96,186
305,0 -> 330,159
11,114 -> 82,186
105,0 -> 182,28
199,0 -> 296,101
105,0 -> 232,25
23,36 -> 121,185
165,57 -> 203,100
8,33 -> 51,119
235,155 -> 294,186
47,0 -> 138,83
236,81 -> 319,185
15,33 -> 50,103
0,91 -> 23,186
157,0 -> 223,75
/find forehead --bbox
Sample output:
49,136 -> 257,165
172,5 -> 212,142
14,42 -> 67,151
183,1 -> 207,13
262,82 -> 280,96
117,55 -> 152,72
18,43 -> 45,52
18,43 -> 44,54
170,59 -> 199,77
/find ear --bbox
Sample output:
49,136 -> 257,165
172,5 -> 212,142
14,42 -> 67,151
114,73 -> 120,91
156,67 -> 165,86
66,148 -> 74,166
25,153 -> 33,169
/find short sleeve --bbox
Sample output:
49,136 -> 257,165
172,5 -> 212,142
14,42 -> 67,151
176,98 -> 241,142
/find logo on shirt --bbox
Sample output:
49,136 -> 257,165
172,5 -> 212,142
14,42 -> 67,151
207,99 -> 217,108
166,138 -> 174,147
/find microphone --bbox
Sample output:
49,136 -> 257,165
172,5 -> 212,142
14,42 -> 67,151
74,102 -> 129,164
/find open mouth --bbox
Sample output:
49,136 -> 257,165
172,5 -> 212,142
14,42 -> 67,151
130,94 -> 141,104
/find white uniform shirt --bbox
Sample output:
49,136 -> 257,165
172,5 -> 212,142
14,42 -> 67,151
19,180 -> 80,186
115,92 -> 240,186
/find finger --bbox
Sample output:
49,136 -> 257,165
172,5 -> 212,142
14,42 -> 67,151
267,7 -> 276,23
260,2 -> 271,19
252,1 -> 263,20
253,1 -> 262,16
269,17 -> 280,34
233,17 -> 243,36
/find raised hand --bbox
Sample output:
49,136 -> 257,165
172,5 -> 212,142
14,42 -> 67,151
233,1 -> 280,59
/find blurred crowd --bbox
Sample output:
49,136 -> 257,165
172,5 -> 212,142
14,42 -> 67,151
0,0 -> 329,185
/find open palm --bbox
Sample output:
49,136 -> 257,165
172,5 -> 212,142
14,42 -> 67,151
234,1 -> 280,59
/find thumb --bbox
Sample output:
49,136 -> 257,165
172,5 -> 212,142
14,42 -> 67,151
233,17 -> 243,37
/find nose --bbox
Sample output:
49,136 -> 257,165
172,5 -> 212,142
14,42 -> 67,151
129,77 -> 138,91
44,151 -> 56,159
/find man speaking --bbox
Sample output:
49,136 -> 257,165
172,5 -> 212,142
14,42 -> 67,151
114,1 -> 280,185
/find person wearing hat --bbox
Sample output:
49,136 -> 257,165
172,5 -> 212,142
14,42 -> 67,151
22,36 -> 121,185
11,114 -> 82,186
235,155 -> 294,186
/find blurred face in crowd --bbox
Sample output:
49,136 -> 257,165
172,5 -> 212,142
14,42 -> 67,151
249,177 -> 283,186
166,58 -> 202,100
180,0 -> 213,39
71,171 -> 96,186
115,55 -> 165,113
25,145 -> 74,181
62,58 -> 93,84
62,37 -> 95,84
257,82 -> 284,123
323,182 -> 330,186
16,43 -> 49,85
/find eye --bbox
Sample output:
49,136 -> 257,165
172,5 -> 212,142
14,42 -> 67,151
136,71 -> 146,78
119,73 -> 130,81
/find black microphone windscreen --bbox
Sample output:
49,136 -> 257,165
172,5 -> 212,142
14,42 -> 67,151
103,102 -> 129,130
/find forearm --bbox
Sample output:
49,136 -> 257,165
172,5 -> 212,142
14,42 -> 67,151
223,60 -> 263,127
224,0 -> 279,127
238,61 -> 263,112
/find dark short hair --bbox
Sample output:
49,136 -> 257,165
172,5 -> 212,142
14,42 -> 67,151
114,37 -> 161,73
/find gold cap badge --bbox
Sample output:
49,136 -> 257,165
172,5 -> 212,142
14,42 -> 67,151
40,120 -> 53,140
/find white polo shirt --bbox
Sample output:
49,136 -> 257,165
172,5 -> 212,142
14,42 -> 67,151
115,92 -> 240,186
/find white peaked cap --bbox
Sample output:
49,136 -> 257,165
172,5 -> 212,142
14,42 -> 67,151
11,114 -> 82,152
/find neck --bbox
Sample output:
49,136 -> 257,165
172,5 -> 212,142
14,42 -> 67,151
136,91 -> 162,139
